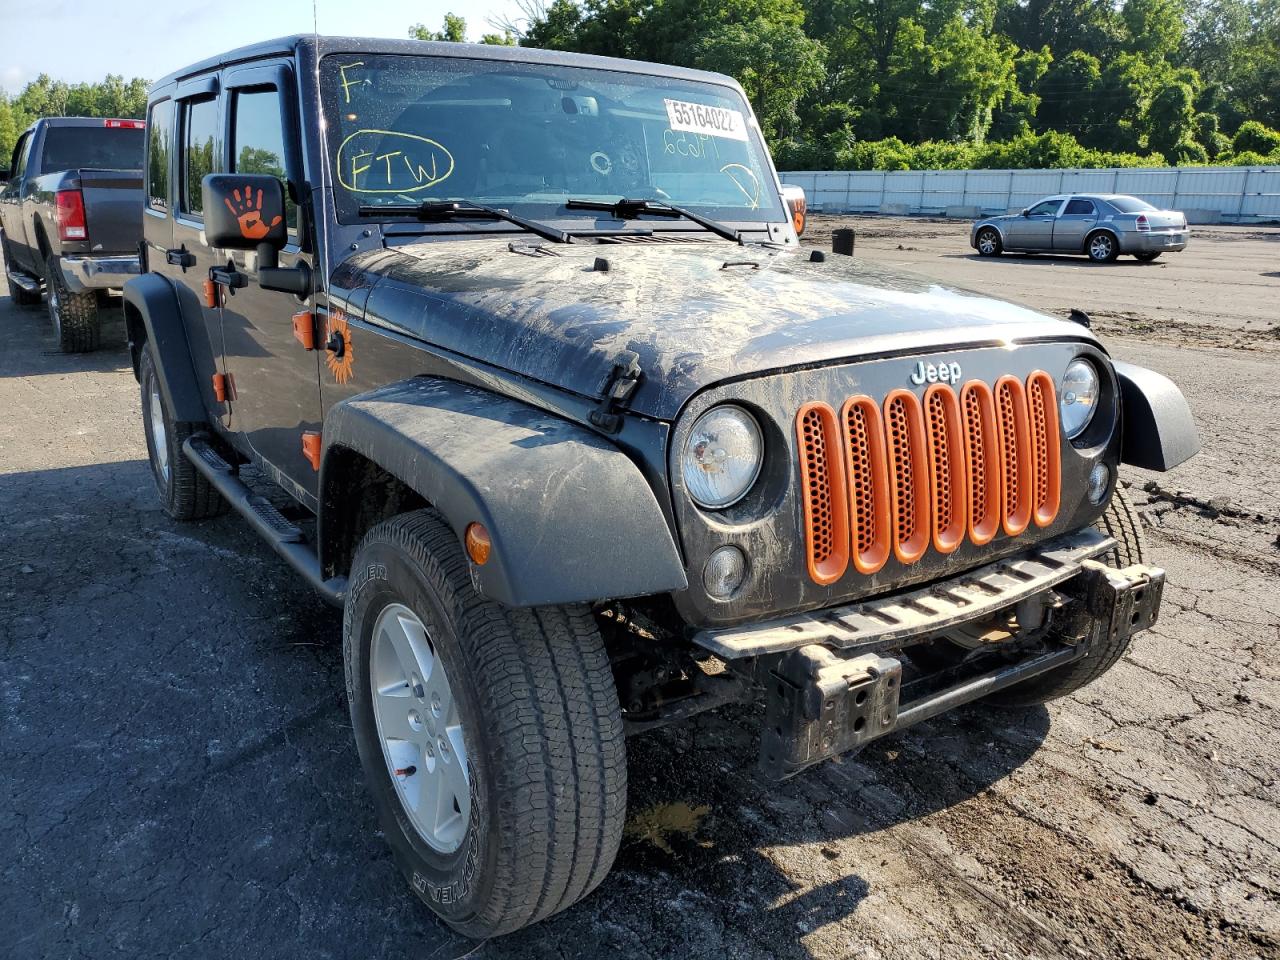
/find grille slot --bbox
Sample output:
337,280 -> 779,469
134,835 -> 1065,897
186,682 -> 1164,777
994,376 -> 1033,536
923,384 -> 967,554
1026,371 -> 1062,527
795,402 -> 850,585
840,396 -> 891,574
794,371 -> 1063,585
883,390 -> 931,565
960,381 -> 1002,545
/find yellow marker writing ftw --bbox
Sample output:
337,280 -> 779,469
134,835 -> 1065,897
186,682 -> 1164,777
336,130 -> 455,194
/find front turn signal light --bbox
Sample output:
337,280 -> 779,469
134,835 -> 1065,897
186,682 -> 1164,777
465,523 -> 491,565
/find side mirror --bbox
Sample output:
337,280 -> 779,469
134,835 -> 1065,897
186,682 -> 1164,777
202,173 -> 288,251
781,184 -> 807,237
1021,208 -> 1030,217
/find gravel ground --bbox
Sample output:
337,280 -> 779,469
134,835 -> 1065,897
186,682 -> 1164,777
2,220 -> 1278,960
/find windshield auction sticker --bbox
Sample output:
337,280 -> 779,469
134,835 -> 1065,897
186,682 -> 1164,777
664,99 -> 748,142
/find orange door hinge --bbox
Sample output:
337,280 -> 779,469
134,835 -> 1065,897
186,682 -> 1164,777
202,278 -> 220,308
211,372 -> 234,403
292,310 -> 317,350
301,431 -> 322,471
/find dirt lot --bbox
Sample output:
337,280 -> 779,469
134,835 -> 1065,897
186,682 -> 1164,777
3,220 -> 1279,960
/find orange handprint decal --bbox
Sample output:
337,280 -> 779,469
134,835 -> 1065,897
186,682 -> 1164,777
223,185 -> 283,240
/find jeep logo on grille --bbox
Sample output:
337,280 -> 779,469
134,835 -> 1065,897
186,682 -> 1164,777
910,360 -> 963,386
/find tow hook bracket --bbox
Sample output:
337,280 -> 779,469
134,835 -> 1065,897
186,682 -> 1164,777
760,645 -> 902,781
1073,560 -> 1165,653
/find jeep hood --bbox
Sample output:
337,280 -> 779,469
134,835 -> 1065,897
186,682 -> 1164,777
357,238 -> 1097,420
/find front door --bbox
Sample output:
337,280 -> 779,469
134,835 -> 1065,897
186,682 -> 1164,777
1052,197 -> 1098,252
1005,198 -> 1061,250
216,62 -> 323,504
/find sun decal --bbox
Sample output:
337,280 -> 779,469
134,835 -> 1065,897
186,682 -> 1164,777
325,309 -> 355,384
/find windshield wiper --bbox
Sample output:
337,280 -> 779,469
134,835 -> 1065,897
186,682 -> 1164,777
564,197 -> 743,245
357,200 -> 572,244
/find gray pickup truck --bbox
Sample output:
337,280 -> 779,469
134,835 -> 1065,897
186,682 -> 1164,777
0,116 -> 145,351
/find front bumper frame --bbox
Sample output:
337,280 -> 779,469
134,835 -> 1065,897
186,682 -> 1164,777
751,545 -> 1165,780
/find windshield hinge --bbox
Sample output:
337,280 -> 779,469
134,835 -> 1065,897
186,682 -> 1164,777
590,351 -> 643,433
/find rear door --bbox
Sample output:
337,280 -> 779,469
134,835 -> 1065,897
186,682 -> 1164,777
216,61 -> 323,503
1005,198 -> 1060,250
1053,197 -> 1097,252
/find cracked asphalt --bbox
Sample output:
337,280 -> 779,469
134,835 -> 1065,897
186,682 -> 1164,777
3,223 -> 1279,959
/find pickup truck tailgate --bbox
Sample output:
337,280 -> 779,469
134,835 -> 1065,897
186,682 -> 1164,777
77,169 -> 144,254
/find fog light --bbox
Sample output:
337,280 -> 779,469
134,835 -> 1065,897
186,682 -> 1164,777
703,546 -> 747,599
1088,462 -> 1110,504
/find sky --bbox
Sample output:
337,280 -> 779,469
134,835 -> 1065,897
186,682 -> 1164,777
0,0 -> 529,95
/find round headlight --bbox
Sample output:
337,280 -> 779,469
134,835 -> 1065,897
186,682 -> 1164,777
683,405 -> 763,509
1060,359 -> 1100,439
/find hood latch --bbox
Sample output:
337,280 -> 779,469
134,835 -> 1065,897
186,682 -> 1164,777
590,351 -> 643,433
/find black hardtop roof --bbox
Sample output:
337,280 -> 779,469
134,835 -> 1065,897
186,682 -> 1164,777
24,116 -> 143,132
151,35 -> 741,95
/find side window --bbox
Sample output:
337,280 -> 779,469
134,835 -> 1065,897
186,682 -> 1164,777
1028,199 -> 1060,217
11,133 -> 32,179
1064,198 -> 1095,216
147,101 -> 173,212
181,97 -> 218,217
230,87 -> 297,232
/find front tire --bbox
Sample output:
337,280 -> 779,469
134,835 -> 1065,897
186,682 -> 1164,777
140,348 -> 225,520
987,487 -> 1146,706
1086,231 -> 1119,263
45,253 -> 101,351
344,510 -> 626,938
975,227 -> 1003,256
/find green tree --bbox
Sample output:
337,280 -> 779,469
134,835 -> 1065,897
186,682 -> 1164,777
410,13 -> 468,42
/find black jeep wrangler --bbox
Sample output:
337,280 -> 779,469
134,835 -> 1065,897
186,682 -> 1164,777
125,35 -> 1198,938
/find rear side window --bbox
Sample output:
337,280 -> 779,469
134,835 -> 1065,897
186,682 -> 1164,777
230,87 -> 297,231
1063,198 -> 1095,215
181,97 -> 218,217
41,126 -> 144,171
147,101 -> 173,211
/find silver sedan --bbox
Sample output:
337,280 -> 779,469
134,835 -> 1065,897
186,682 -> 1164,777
970,194 -> 1190,263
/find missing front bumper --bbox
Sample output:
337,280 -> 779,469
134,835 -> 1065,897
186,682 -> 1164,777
758,559 -> 1165,780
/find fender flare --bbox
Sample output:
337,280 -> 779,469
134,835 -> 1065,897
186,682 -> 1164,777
121,273 -> 207,423
319,377 -> 688,608
1113,360 -> 1200,471
1083,226 -> 1119,255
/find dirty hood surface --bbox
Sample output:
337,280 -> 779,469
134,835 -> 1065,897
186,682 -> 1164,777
361,238 -> 1096,420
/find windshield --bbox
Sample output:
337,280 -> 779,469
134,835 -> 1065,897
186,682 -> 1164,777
42,126 -> 144,171
1108,196 -> 1156,213
319,54 -> 784,227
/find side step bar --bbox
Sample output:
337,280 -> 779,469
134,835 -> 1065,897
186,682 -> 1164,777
183,435 -> 347,606
6,269 -> 42,293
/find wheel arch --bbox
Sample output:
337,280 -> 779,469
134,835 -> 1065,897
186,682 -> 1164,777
318,377 -> 688,608
1083,226 -> 1119,254
121,273 -> 207,422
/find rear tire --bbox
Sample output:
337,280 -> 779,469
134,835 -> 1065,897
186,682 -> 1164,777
975,227 -> 1003,256
140,348 -> 226,521
344,510 -> 627,938
45,253 -> 101,352
986,487 -> 1146,706
1085,231 -> 1119,263
1134,252 -> 1160,262
2,234 -> 41,306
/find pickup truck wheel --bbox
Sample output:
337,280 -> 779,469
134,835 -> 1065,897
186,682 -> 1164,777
2,236 -> 40,306
986,487 -> 1147,707
344,510 -> 626,937
139,348 -> 225,521
45,254 -> 100,352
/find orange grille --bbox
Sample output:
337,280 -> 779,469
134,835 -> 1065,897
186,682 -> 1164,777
840,397 -> 891,574
796,373 -> 1062,583
795,402 -> 850,585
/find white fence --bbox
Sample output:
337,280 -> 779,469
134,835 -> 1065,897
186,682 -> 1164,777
778,166 -> 1280,223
